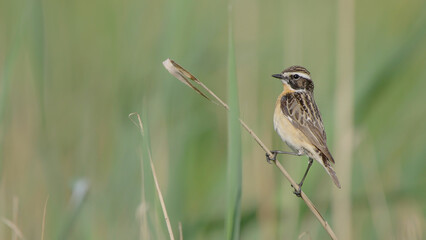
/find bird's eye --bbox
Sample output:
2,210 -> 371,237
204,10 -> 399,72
293,74 -> 300,79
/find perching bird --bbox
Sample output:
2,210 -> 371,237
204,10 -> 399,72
267,66 -> 341,196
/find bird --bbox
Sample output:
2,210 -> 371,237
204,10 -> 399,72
267,65 -> 341,196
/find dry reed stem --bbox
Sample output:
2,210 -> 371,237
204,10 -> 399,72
41,196 -> 49,240
298,231 -> 312,240
129,113 -> 175,240
131,111 -> 151,240
178,222 -> 183,240
13,196 -> 19,240
1,218 -> 25,240
163,58 -> 338,240
333,0 -> 355,238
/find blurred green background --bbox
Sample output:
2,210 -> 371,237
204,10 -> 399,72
1,0 -> 425,239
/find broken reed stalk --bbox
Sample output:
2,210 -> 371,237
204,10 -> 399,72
162,58 -> 338,240
129,113 -> 175,240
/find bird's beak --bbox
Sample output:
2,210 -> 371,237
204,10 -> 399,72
272,74 -> 284,79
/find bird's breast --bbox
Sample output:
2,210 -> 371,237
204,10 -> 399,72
273,98 -> 306,153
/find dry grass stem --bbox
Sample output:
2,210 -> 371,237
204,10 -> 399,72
178,222 -> 183,240
333,0 -> 355,238
129,113 -> 175,240
163,58 -> 338,240
41,196 -> 49,240
1,218 -> 25,240
13,196 -> 19,240
130,113 -> 151,240
298,231 -> 312,240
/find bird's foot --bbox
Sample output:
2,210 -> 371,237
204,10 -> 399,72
291,184 -> 302,198
266,151 -> 278,164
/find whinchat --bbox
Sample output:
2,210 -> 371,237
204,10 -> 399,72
267,66 -> 341,196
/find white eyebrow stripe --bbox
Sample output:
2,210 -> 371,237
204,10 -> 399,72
297,72 -> 311,80
283,72 -> 311,80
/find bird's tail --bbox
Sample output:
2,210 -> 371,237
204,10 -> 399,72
319,148 -> 341,188
324,162 -> 341,188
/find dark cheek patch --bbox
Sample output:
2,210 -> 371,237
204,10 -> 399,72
290,79 -> 306,90
289,80 -> 300,90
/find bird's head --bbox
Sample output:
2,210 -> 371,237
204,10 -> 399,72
272,66 -> 314,92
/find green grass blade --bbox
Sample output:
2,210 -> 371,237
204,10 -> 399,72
30,0 -> 46,127
225,4 -> 242,240
0,2 -> 31,180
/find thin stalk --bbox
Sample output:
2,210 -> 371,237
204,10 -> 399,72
178,222 -> 183,240
41,196 -> 49,240
1,218 -> 25,240
13,197 -> 19,240
163,58 -> 338,239
129,113 -> 175,240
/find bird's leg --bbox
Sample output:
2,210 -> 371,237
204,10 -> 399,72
292,158 -> 314,197
265,150 -> 303,164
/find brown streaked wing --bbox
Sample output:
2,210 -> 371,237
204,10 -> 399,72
280,92 -> 335,163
